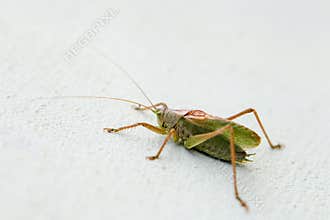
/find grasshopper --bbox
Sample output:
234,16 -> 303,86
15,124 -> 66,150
67,94 -> 282,211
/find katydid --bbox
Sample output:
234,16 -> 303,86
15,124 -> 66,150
61,95 -> 282,211
52,53 -> 282,211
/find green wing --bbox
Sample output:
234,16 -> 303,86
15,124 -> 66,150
185,115 -> 261,149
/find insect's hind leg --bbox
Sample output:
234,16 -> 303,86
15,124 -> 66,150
104,122 -> 166,134
227,125 -> 249,211
184,125 -> 249,210
226,108 -> 282,149
185,124 -> 232,149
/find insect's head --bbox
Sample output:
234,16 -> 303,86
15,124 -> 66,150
153,103 -> 169,129
154,104 -> 182,130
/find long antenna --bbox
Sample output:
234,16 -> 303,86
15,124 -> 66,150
93,48 -> 156,110
39,96 -> 153,111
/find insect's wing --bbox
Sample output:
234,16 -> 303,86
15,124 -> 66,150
185,115 -> 261,149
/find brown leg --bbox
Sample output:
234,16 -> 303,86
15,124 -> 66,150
185,124 -> 232,149
134,102 -> 167,111
228,125 -> 249,211
226,108 -> 282,149
104,122 -> 167,135
146,128 -> 175,160
184,125 -> 249,210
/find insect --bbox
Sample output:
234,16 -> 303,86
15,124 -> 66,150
53,54 -> 282,211
101,98 -> 282,211
62,94 -> 282,211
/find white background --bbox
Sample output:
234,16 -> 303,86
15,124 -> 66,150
0,1 -> 329,220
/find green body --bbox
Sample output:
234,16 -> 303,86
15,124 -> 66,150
156,108 -> 261,162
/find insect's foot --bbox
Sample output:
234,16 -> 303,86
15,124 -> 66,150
103,128 -> 119,133
134,104 -> 143,110
236,196 -> 249,212
146,156 -> 158,160
271,144 -> 283,149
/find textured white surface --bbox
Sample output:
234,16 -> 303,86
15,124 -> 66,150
0,1 -> 330,220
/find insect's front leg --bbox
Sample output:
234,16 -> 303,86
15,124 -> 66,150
226,108 -> 283,149
184,125 -> 249,211
104,122 -> 167,134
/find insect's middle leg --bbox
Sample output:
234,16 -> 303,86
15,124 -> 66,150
184,125 -> 249,211
146,128 -> 175,160
104,122 -> 167,135
226,108 -> 282,149
104,123 -> 173,160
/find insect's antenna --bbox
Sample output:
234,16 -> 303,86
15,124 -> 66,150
93,48 -> 157,111
42,96 -> 153,111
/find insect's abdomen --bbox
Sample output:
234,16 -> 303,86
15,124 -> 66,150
193,136 -> 248,162
175,118 -> 249,162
